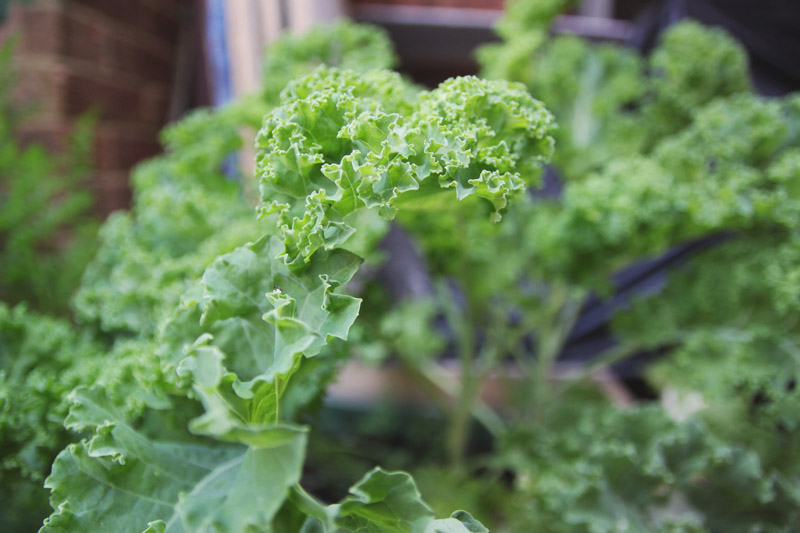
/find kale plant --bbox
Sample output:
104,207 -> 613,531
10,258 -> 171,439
38,66 -> 553,532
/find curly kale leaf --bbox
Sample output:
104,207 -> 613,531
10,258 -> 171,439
513,35 -> 646,180
42,386 -> 308,533
43,233 -> 362,531
477,0 -> 576,85
257,68 -> 555,269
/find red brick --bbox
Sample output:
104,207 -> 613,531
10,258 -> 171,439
16,122 -> 72,153
69,0 -> 180,46
13,64 -> 67,120
64,70 -> 141,120
63,12 -> 109,66
93,129 -> 161,170
140,0 -> 181,21
88,171 -> 132,215
139,82 -> 170,122
17,7 -> 65,55
63,14 -> 174,82
137,4 -> 180,44
114,41 -> 173,82
69,0 -> 138,29
8,0 -> 184,219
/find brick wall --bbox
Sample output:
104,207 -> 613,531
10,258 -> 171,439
0,0 -> 184,215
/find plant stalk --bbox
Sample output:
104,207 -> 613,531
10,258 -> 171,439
530,285 -> 583,421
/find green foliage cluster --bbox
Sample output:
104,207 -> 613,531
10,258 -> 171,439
480,12 -> 751,181
356,2 -> 800,531
71,101 -> 262,336
0,304 -> 162,531
0,303 -> 102,530
0,39 -> 104,530
2,4 -> 800,532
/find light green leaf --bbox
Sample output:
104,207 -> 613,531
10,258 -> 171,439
41,387 -> 307,533
428,511 -> 489,533
298,468 -> 488,533
159,236 -> 361,385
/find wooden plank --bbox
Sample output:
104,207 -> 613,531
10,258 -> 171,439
259,0 -> 284,44
287,0 -> 315,33
352,4 -> 633,41
579,0 -> 615,18
224,0 -> 262,96
553,14 -> 632,41
352,4 -> 501,29
327,360 -> 634,408
288,0 -> 346,33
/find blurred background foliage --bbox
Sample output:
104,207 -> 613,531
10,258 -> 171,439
0,40 -> 98,315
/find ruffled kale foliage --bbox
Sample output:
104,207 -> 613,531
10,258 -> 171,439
0,39 -> 100,532
528,94 -> 797,289
257,68 -> 554,269
73,21 -> 396,338
477,0 -> 577,88
496,33 -> 646,180
497,394 -> 800,533
70,20 -> 399,337
641,21 -> 751,143
362,110 -> 799,529
0,303 -> 166,532
608,94 -> 800,531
